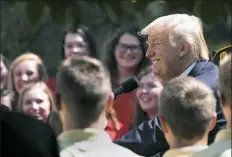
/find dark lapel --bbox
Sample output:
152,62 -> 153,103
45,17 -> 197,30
188,60 -> 209,77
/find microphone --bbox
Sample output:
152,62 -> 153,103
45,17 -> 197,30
112,76 -> 140,99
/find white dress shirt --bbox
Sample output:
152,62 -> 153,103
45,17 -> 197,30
180,62 -> 197,77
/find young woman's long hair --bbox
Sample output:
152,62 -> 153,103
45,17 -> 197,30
18,82 -> 62,136
103,26 -> 150,131
61,25 -> 97,59
8,52 -> 48,110
103,26 -> 150,88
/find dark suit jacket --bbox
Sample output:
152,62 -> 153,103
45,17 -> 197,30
115,60 -> 227,157
0,105 -> 60,157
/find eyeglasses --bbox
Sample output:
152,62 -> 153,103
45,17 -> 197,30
117,43 -> 141,53
64,43 -> 87,50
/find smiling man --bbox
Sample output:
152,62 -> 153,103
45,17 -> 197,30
115,14 -> 226,157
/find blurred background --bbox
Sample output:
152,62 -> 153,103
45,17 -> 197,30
1,0 -> 231,77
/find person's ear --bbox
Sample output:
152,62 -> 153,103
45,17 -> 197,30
179,43 -> 191,58
159,116 -> 169,133
209,112 -> 217,131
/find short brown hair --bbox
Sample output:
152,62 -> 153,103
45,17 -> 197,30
57,56 -> 111,129
219,54 -> 231,107
159,76 -> 216,140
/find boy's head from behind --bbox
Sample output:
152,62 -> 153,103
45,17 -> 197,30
159,76 -> 217,148
56,56 -> 113,131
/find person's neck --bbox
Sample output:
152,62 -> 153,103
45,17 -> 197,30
147,110 -> 157,120
171,136 -> 208,149
89,114 -> 107,130
62,111 -> 106,131
180,60 -> 196,75
117,65 -> 136,83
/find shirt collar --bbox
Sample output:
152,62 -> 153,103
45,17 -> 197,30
163,145 -> 208,157
214,128 -> 231,142
180,62 -> 197,77
155,116 -> 161,129
58,128 -> 111,151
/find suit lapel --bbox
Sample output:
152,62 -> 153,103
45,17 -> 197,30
188,60 -> 208,77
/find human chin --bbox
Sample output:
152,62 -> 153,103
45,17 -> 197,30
119,60 -> 140,68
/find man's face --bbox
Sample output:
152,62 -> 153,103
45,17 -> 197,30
146,29 -> 181,81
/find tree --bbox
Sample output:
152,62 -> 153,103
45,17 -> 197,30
4,0 -> 231,26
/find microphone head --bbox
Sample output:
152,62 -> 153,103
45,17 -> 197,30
121,76 -> 139,93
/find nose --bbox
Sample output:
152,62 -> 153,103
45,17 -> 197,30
146,46 -> 154,58
141,87 -> 149,94
71,47 -> 79,53
125,49 -> 132,55
32,102 -> 40,110
21,74 -> 29,82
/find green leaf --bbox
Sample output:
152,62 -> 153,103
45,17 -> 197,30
26,1 -> 45,25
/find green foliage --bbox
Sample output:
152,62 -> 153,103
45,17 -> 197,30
1,0 -> 230,76
5,0 -> 231,26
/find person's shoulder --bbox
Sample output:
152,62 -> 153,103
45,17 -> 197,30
110,142 -> 144,157
60,142 -> 144,157
191,140 -> 231,157
195,60 -> 218,76
1,109 -> 54,136
192,60 -> 219,92
219,149 -> 231,157
1,110 -> 59,157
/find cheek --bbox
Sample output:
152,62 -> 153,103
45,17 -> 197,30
13,76 -> 20,88
22,104 -> 31,112
31,72 -> 39,81
135,51 -> 143,61
150,89 -> 162,99
64,51 -> 71,58
114,50 -> 123,64
115,49 -> 122,58
42,100 -> 52,113
136,89 -> 142,99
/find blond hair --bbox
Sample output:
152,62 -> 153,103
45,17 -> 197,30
8,52 -> 48,94
17,81 -> 56,113
140,14 -> 209,60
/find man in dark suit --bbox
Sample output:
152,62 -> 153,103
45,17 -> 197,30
0,105 -> 60,157
115,14 -> 226,157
